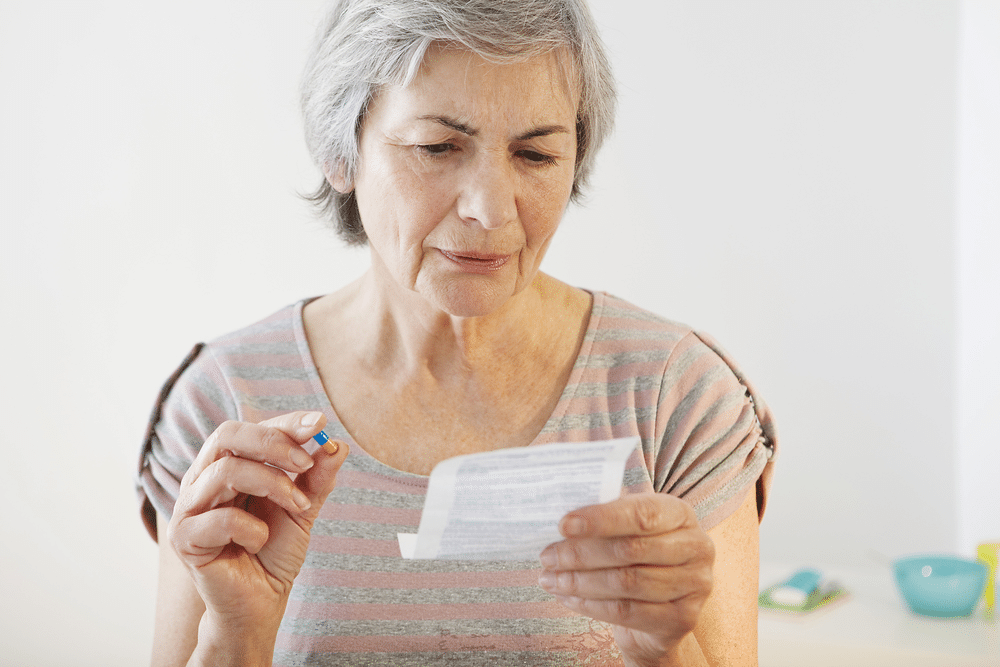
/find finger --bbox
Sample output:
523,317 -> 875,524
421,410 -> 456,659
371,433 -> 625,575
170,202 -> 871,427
170,507 -> 270,565
540,526 -> 712,571
539,560 -> 711,604
265,440 -> 349,539
289,441 -> 350,527
178,455 -> 313,518
257,410 -> 328,443
186,412 -> 328,482
558,493 -> 697,540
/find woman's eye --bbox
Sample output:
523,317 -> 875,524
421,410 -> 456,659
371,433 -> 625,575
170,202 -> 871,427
416,143 -> 456,156
518,150 -> 557,165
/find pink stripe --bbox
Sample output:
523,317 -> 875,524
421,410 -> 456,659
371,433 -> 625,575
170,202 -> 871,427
536,425 -> 640,443
336,469 -> 428,493
275,630 -> 615,654
601,388 -> 659,414
318,502 -> 422,525
216,317 -> 293,343
229,377 -> 313,396
226,353 -> 305,368
310,535 -> 402,557
296,568 -> 541,588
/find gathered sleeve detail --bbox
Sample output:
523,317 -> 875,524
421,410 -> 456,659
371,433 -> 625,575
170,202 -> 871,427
135,343 -> 239,541
652,331 -> 778,531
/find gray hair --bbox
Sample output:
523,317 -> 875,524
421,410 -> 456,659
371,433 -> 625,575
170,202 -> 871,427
300,0 -> 617,245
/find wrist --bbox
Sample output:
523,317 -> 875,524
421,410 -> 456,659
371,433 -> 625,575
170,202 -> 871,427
621,649 -> 677,667
618,632 -> 707,667
188,609 -> 281,667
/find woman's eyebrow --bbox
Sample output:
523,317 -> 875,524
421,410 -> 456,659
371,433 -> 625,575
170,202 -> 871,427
418,115 -> 477,136
416,115 -> 571,141
517,125 -> 572,141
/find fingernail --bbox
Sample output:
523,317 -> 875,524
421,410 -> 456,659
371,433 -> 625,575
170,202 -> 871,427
555,595 -> 581,606
301,412 -> 322,427
562,516 -> 586,537
290,447 -> 314,470
539,547 -> 557,569
293,488 -> 312,510
538,572 -> 556,591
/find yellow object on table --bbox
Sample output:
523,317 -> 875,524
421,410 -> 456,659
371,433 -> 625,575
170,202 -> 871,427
977,542 -> 998,615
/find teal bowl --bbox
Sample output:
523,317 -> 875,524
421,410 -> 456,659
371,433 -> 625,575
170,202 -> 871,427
893,555 -> 988,618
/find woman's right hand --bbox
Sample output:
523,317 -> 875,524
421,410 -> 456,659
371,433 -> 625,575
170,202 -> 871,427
166,411 -> 348,664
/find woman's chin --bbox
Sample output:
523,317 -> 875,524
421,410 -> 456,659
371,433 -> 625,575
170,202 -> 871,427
418,275 -> 519,319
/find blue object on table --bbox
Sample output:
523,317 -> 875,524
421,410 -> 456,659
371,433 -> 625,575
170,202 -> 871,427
893,555 -> 989,618
770,568 -> 822,607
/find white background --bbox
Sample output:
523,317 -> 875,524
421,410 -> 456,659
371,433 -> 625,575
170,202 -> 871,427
1,1 -> 996,664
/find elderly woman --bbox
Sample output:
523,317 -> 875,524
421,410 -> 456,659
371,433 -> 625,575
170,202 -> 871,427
137,0 -> 777,665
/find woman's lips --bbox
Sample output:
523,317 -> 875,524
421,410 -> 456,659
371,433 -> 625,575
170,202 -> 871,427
439,249 -> 511,272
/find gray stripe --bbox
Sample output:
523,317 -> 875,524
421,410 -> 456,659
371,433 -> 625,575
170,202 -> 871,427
622,463 -> 653,488
578,350 -> 673,369
322,487 -> 426,511
311,519 -> 416,540
302,553 -> 539,574
291,585 -> 551,606
189,362 -> 237,417
568,375 -> 663,398
542,405 -> 656,434
587,327 -> 685,344
235,392 -> 328,412
228,364 -> 315,381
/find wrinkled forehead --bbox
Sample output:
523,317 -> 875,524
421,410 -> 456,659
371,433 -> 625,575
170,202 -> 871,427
397,41 -> 581,113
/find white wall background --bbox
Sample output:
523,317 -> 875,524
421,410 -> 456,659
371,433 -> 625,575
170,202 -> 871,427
1,1 -> 996,664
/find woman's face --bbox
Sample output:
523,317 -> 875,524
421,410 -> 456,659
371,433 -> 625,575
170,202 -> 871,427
335,44 -> 579,318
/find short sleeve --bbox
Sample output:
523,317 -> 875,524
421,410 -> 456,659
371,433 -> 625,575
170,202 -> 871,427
652,331 -> 778,531
135,343 -> 239,541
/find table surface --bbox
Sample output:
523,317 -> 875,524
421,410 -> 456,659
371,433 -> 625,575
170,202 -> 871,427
758,561 -> 999,667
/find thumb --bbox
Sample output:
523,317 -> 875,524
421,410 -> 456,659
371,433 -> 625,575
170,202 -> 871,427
296,437 -> 349,519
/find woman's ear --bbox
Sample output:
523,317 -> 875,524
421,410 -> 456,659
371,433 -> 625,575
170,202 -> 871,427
324,161 -> 353,194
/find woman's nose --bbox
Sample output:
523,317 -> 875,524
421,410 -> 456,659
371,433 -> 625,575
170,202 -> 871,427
456,152 -> 517,229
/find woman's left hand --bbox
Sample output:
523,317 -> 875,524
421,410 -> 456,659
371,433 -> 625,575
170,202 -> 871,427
538,493 -> 715,666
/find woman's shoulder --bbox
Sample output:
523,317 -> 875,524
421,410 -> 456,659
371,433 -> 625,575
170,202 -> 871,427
585,291 -> 706,360
589,291 -> 695,335
588,291 -> 758,389
204,298 -> 315,353
583,291 -> 759,404
156,297 -> 325,425
168,298 -> 317,394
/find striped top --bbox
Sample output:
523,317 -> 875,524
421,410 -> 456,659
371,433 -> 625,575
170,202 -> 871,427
137,290 -> 777,666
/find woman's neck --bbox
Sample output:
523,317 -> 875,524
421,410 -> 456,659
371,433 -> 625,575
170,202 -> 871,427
301,266 -> 592,472
339,268 -> 579,382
